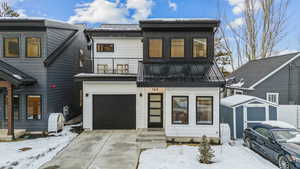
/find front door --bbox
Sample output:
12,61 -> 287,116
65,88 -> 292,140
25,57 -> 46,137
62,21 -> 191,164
148,93 -> 163,128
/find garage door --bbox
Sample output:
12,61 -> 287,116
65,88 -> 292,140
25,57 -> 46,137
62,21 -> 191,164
93,95 -> 136,129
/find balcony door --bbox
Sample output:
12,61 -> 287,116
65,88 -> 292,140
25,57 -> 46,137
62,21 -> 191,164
148,93 -> 163,128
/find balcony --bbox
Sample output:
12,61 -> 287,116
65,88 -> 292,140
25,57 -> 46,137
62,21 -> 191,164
137,61 -> 226,87
91,57 -> 143,74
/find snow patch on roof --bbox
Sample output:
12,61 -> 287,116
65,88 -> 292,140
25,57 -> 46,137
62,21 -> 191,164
221,95 -> 256,107
262,121 -> 296,129
12,74 -> 23,80
142,18 -> 219,22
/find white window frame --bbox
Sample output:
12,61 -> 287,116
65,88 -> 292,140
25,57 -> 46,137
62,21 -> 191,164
234,90 -> 243,95
266,92 -> 279,104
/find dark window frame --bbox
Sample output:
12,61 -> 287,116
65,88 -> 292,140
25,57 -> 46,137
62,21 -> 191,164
171,96 -> 189,125
25,37 -> 42,58
3,37 -> 20,58
148,38 -> 163,58
192,38 -> 208,58
26,94 -> 42,120
196,96 -> 213,125
170,38 -> 185,58
3,94 -> 20,120
96,43 -> 114,52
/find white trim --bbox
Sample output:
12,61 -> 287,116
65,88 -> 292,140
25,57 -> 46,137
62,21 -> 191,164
266,92 -> 279,104
249,53 -> 300,89
233,108 -> 236,139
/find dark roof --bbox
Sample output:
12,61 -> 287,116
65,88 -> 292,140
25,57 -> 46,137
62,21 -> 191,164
137,61 -> 225,87
85,24 -> 142,37
0,17 -> 82,30
140,18 -> 220,29
227,52 -> 300,89
98,24 -> 141,31
0,60 -> 36,86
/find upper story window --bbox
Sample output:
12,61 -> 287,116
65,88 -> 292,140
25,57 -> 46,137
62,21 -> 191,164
193,38 -> 207,58
266,93 -> 279,104
171,39 -> 184,58
26,37 -> 41,58
4,37 -> 19,58
96,44 -> 114,52
149,39 -> 162,58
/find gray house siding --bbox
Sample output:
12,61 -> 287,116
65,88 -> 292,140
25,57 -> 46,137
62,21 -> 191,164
47,28 -> 75,56
236,106 -> 244,138
246,56 -> 300,105
269,106 -> 277,120
0,31 -> 48,131
47,28 -> 89,119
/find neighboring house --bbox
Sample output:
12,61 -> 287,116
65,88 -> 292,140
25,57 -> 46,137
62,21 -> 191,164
76,19 -> 225,140
226,52 -> 300,105
0,18 -> 91,132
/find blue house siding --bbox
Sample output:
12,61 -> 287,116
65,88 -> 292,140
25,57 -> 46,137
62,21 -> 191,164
246,56 -> 300,105
247,107 -> 266,121
220,105 -> 234,139
269,106 -> 277,120
236,106 -> 244,139
47,28 -> 75,56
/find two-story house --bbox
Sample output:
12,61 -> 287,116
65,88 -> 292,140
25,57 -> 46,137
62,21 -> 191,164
76,18 -> 225,141
0,18 -> 91,134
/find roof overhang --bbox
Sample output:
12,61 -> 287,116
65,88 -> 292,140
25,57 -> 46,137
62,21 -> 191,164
74,73 -> 137,82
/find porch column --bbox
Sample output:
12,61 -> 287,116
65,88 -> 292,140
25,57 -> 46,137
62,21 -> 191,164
7,84 -> 14,137
0,81 -> 14,137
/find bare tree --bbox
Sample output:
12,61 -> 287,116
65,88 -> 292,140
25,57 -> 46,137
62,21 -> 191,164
219,0 -> 289,64
0,2 -> 19,17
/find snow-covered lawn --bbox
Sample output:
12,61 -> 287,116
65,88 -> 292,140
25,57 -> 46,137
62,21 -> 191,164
0,125 -> 78,169
138,142 -> 279,169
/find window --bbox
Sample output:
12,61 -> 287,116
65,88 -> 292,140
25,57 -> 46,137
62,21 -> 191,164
149,39 -> 162,58
4,37 -> 19,57
196,96 -> 213,125
255,127 -> 271,138
193,38 -> 207,58
27,95 -> 41,120
97,64 -> 108,73
172,96 -> 188,124
234,90 -> 243,95
171,39 -> 184,58
26,37 -> 41,58
266,93 -> 279,104
4,95 -> 20,120
117,64 -> 129,73
96,44 -> 114,52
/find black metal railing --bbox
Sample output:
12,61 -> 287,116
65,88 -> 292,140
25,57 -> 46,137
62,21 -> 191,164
90,57 -> 143,74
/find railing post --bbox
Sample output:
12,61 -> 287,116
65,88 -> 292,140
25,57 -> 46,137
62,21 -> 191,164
112,58 -> 115,74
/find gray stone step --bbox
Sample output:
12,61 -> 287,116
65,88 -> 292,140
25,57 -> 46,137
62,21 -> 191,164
136,136 -> 166,142
139,142 -> 167,149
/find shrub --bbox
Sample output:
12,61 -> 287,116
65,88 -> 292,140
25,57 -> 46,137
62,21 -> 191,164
198,135 -> 215,164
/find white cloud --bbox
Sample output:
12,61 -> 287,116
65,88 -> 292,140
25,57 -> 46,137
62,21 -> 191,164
168,0 -> 177,11
126,0 -> 153,21
69,0 -> 153,24
17,9 -> 27,17
229,17 -> 244,28
228,0 -> 260,15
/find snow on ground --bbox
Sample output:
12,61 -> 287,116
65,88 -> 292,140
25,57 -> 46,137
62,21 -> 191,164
138,142 -> 279,169
0,125 -> 78,169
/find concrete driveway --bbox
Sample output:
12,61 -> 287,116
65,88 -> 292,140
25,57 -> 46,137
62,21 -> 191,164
40,130 -> 140,169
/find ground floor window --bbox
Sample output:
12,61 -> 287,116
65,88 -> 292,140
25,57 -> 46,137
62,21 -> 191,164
172,96 -> 188,124
4,95 -> 20,120
196,96 -> 213,125
27,95 -> 41,120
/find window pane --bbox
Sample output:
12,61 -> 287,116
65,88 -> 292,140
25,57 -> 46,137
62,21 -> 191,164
4,38 -> 19,57
4,95 -> 19,120
196,97 -> 213,124
96,44 -> 114,52
171,39 -> 184,58
193,38 -> 207,58
150,102 -> 161,109
150,109 -> 161,116
117,64 -> 129,73
97,64 -> 108,73
149,95 -> 161,101
27,95 -> 41,120
26,37 -> 41,57
149,39 -> 162,58
172,96 -> 188,124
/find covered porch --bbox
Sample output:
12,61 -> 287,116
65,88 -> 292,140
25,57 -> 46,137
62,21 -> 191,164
0,60 -> 36,140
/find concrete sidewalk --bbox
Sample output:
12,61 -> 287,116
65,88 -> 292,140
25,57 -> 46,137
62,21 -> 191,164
40,130 -> 140,169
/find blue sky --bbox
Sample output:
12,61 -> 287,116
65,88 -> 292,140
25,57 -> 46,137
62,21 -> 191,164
5,0 -> 300,53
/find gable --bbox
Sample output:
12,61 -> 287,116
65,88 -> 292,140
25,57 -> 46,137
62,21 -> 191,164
47,28 -> 76,56
227,52 -> 300,89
